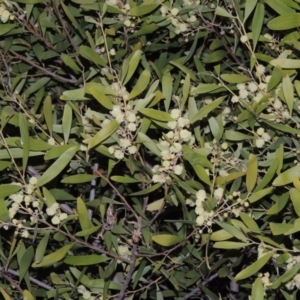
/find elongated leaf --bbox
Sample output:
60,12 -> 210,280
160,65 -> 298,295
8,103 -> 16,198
252,278 -> 264,300
0,198 -> 10,222
62,104 -> 72,144
269,58 -> 300,69
169,61 -> 197,81
152,234 -> 183,247
215,6 -> 234,18
19,114 -> 29,173
203,50 -> 227,63
129,183 -> 161,196
252,3 -> 264,51
215,220 -> 248,242
64,254 -> 109,265
234,252 -> 273,280
290,188 -> 300,217
210,229 -> 233,241
61,54 -> 81,72
282,75 -> 294,114
220,74 -> 250,83
79,46 -> 107,66
137,132 -> 161,157
88,120 -> 119,149
0,24 -> 16,35
138,108 -> 173,122
239,212 -> 260,233
244,0 -> 257,22
61,174 -> 97,184
43,95 -> 53,135
19,246 -> 34,282
110,176 -> 140,183
128,70 -> 151,100
268,14 -> 300,30
273,165 -> 300,186
190,97 -> 224,123
35,232 -> 50,264
77,197 -> 92,231
213,242 -> 249,249
246,154 -> 257,193
123,50 -> 142,85
162,71 -> 173,111
36,146 -> 78,188
32,243 -> 74,268
249,187 -> 273,203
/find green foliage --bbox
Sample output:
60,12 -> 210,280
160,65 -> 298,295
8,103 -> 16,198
1,0 -> 300,299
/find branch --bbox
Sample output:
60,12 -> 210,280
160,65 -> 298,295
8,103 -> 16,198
51,0 -> 78,52
0,45 -> 77,84
0,269 -> 23,294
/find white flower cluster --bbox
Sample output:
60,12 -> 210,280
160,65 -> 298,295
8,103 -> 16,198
152,109 -> 193,183
46,203 -> 68,225
285,274 -> 300,290
258,272 -> 271,290
0,5 -> 14,23
193,190 -> 214,227
77,285 -> 98,300
255,127 -> 271,148
264,33 -> 280,52
118,244 -> 131,261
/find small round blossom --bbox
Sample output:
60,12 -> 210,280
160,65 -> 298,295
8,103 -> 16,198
171,8 -> 179,16
10,193 -> 23,204
240,35 -> 248,43
179,23 -> 188,32
262,132 -> 271,141
231,95 -> 239,103
152,173 -> 166,183
196,190 -> 206,202
46,203 -> 59,216
239,89 -> 249,99
127,122 -> 137,131
124,19 -> 131,27
32,201 -> 39,208
114,150 -> 124,160
111,105 -> 122,117
51,215 -> 60,225
237,83 -> 246,90
120,138 -> 131,149
166,131 -> 174,139
167,121 -> 177,129
128,145 -> 137,154
127,112 -> 136,123
256,127 -> 264,136
110,48 -> 116,56
219,169 -> 228,177
161,150 -> 172,160
248,82 -> 258,93
170,143 -> 182,153
256,64 -> 266,75
47,137 -> 55,146
214,187 -> 224,200
82,290 -> 92,300
59,213 -> 68,221
170,109 -> 181,119
273,99 -> 282,109
174,165 -> 183,175
178,117 -> 189,128
186,198 -> 195,207
196,215 -> 205,226
221,142 -> 228,150
29,177 -> 38,185
21,230 -> 29,238
179,129 -> 191,141
108,146 -> 115,154
256,138 -> 265,148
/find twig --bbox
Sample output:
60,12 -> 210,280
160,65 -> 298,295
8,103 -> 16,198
0,267 -> 53,291
0,49 -> 11,89
117,217 -> 142,300
88,163 -> 99,220
0,45 -> 77,84
0,269 -> 23,294
51,0 -> 78,52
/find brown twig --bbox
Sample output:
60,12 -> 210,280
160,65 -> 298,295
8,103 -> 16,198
51,0 -> 78,52
0,45 -> 77,84
0,49 -> 11,89
0,270 -> 23,294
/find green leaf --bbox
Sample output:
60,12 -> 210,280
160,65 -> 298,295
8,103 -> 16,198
0,24 -> 16,35
246,154 -> 257,193
35,232 -> 50,264
129,183 -> 161,196
234,252 -> 273,280
264,0 -> 295,15
62,104 -> 72,144
191,83 -> 222,95
146,198 -> 164,211
22,290 -> 34,300
244,0 -> 258,23
43,95 -> 53,135
60,88 -> 88,101
77,197 -> 92,231
210,229 -> 233,241
75,225 -> 101,237
0,184 -> 22,199
79,46 -> 107,66
215,6 -> 235,18
268,13 -> 300,30
123,50 -> 142,85
129,4 -> 158,16
215,172 -> 246,186
220,74 -> 251,83
32,243 -> 74,268
138,108 -> 173,122
282,75 -> 294,115
162,71 -> 173,111
269,58 -> 300,69
251,278 -> 264,300
19,246 -> 34,282
267,192 -> 289,215
215,220 -> 248,242
190,97 -> 224,123
270,222 -> 294,235
110,176 -> 140,183
128,70 -> 151,100
267,66 -> 282,92
169,61 -> 197,81
64,254 -> 109,265
192,164 -> 211,185
19,114 -> 29,173
273,165 -> 300,186
0,198 -> 10,222
36,146 -> 78,188
290,188 -> 300,217
44,145 -> 74,160
61,54 -> 81,72
137,132 -> 161,157
252,3 -> 264,51
152,234 -> 184,247
249,187 -> 273,203
61,174 -> 97,184
239,212 -> 261,233
203,50 -> 227,63
85,85 -> 114,110
213,242 -> 249,249
88,120 -> 119,149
